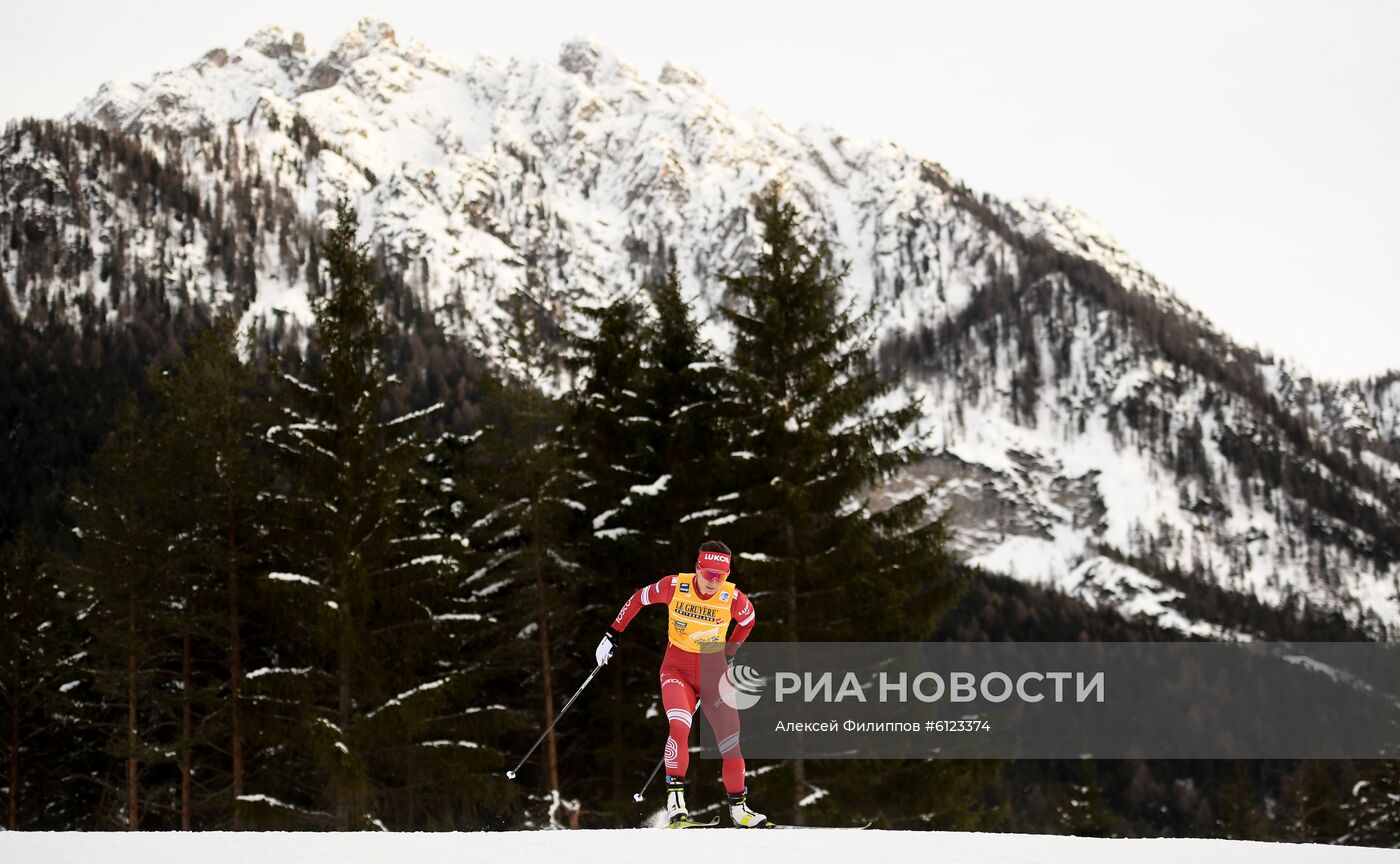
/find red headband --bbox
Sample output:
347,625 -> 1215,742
697,551 -> 731,574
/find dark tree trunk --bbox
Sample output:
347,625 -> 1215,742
8,654 -> 18,830
339,600 -> 352,831
785,519 -> 805,825
533,542 -> 559,795
126,585 -> 139,831
530,494 -> 574,826
608,560 -> 623,806
181,574 -> 193,831
227,495 -> 244,829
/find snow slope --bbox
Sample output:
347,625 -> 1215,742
4,829 -> 1397,864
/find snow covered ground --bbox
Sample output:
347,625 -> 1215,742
3,830 -> 1396,863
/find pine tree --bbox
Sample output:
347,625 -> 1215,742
614,267 -> 739,818
1341,761 -> 1400,847
147,315 -> 276,828
1284,760 -> 1347,842
1217,765 -> 1269,840
720,188 -> 961,640
455,282 -> 586,827
564,293 -> 658,813
0,527 -> 104,829
1,529 -> 50,829
718,186 -> 969,824
1056,761 -> 1124,837
404,429 -> 524,828
65,398 -> 187,828
265,201 -> 464,829
568,294 -> 654,557
555,264 -> 754,820
639,265 -> 736,561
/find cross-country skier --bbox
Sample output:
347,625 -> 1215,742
595,540 -> 769,828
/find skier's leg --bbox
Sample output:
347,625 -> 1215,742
701,654 -> 768,827
699,671 -> 746,794
660,668 -> 698,823
660,669 -> 696,779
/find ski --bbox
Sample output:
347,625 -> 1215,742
660,819 -> 871,830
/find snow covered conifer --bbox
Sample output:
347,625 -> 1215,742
65,398 -> 189,829
147,315 -> 277,828
563,293 -> 658,808
265,201 -> 464,829
639,265 -> 736,561
448,275 -> 587,826
1,529 -> 73,829
719,187 -> 969,824
1342,761 -> 1400,847
720,186 -> 960,643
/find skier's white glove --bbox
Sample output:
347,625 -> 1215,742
596,630 -> 620,667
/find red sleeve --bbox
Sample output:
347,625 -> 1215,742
725,590 -> 756,657
610,575 -> 677,633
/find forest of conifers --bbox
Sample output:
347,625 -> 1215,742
2,191 -> 1396,844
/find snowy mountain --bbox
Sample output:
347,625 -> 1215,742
4,19 -> 1397,636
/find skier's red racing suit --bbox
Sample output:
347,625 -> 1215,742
610,573 -> 755,794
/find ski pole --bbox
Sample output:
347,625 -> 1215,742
633,699 -> 700,802
506,663 -> 606,780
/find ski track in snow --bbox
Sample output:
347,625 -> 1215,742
4,830 -> 1396,864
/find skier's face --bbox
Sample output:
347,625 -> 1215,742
695,567 -> 725,594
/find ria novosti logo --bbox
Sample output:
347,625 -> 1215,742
718,664 -> 767,709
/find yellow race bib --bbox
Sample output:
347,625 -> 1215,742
666,573 -> 735,654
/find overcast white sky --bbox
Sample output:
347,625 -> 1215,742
4,1 -> 1397,379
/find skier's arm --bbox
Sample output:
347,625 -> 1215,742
609,574 -> 677,634
597,575 -> 677,666
725,590 -> 756,660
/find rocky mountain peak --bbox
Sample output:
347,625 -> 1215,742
331,17 -> 400,59
242,25 -> 309,78
658,60 -> 708,89
558,37 -> 644,87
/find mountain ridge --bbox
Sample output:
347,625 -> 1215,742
4,17 -> 1397,635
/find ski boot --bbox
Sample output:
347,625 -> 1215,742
665,776 -> 688,825
727,787 -> 771,828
